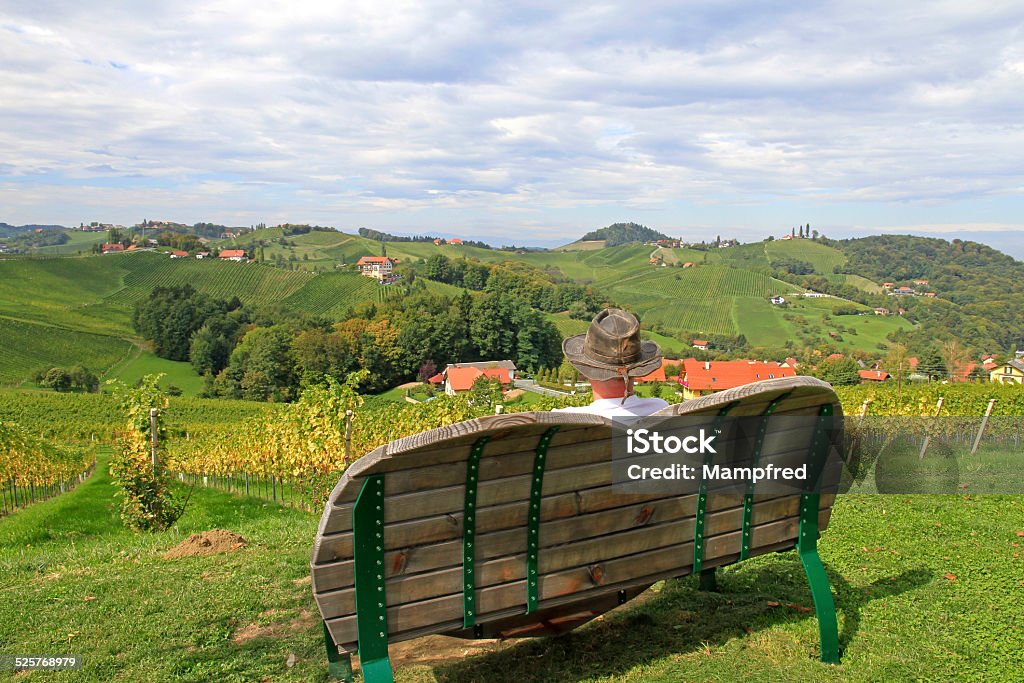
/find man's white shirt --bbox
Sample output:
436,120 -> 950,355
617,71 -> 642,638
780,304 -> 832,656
554,395 -> 669,418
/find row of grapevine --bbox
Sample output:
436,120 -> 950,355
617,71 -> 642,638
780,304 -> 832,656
111,253 -> 312,306
0,318 -> 133,385
0,390 -> 277,443
163,376 -> 586,504
159,383 -> 1023,506
0,420 -> 95,515
834,383 -> 1024,417
281,271 -> 378,317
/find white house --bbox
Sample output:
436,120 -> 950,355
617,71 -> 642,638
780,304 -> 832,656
356,256 -> 398,281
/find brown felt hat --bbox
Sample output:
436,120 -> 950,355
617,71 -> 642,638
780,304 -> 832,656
562,308 -> 662,381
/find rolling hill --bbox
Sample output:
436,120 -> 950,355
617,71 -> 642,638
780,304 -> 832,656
1,226 -> 1017,388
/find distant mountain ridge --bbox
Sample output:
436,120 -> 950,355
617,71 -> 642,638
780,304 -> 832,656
579,222 -> 671,247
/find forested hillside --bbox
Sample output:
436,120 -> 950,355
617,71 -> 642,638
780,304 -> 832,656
580,222 -> 671,246
831,235 -> 1024,351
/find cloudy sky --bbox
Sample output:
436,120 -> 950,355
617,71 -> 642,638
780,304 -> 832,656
2,1 -> 1024,253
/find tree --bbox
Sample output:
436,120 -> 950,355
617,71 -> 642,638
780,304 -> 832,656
468,375 -> 504,410
939,339 -> 968,382
917,348 -> 947,382
40,367 -> 72,392
68,365 -> 98,392
817,358 -> 860,385
418,360 -> 438,383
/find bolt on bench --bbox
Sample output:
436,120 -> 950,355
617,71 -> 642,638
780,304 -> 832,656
311,376 -> 844,682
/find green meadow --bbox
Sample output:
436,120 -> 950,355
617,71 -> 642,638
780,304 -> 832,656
2,453 -> 1020,682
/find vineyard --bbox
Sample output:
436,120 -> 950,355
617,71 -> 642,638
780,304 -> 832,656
0,421 -> 95,515
159,382 -> 1024,506
604,266 -> 791,338
765,239 -> 848,274
0,318 -> 133,386
280,270 -> 378,317
2,379 -> 1022,517
111,252 -> 313,306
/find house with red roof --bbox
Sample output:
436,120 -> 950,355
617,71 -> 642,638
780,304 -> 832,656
429,361 -> 516,395
692,340 -> 709,351
101,243 -> 124,254
356,255 -> 397,281
170,250 -> 189,258
677,359 -> 796,400
220,249 -> 247,261
858,369 -> 890,383
448,238 -> 463,245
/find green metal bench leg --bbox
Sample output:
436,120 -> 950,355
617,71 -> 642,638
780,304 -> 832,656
798,493 -> 840,664
324,622 -> 354,682
353,475 -> 395,682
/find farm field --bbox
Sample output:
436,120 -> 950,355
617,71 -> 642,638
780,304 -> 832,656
1,453 -> 1021,682
34,229 -> 109,255
106,350 -> 206,397
280,270 -> 378,317
0,317 -> 133,386
113,252 -> 314,306
765,239 -> 848,274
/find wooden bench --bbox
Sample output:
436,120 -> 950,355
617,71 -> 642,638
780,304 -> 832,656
311,376 -> 844,682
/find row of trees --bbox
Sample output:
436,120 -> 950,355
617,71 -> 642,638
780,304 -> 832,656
421,255 -> 609,318
132,284 -> 565,402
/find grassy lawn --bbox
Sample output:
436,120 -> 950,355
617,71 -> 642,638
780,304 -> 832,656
3,451 -> 1022,682
106,350 -> 206,397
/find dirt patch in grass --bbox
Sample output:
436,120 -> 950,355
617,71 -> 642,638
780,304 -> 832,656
232,608 -> 316,644
387,634 -> 508,668
164,530 -> 247,559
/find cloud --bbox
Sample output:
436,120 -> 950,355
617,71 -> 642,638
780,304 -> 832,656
1,1 -> 1023,248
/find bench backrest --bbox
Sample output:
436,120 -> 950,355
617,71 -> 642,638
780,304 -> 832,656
311,376 -> 843,652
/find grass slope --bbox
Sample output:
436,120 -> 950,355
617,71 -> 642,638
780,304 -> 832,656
2,455 -> 1020,681
106,350 -> 207,397
0,317 -> 133,386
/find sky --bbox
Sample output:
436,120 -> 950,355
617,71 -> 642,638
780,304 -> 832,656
2,1 -> 1024,256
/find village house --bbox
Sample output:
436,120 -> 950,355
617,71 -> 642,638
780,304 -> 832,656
356,255 -> 398,281
682,262 -> 696,268
691,339 -> 709,351
990,359 -> 1024,385
802,291 -> 828,298
858,370 -> 890,383
428,361 -> 516,395
219,249 -> 247,262
882,282 -> 894,289
195,251 -> 210,259
890,286 -> 915,296
770,296 -> 785,305
169,250 -> 189,258
677,359 -> 796,400
874,307 -> 890,316
914,280 -> 929,286
448,238 -> 463,245
432,238 -> 445,245
101,243 -> 124,254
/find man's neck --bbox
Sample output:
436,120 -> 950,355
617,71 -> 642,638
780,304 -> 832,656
591,382 -> 629,400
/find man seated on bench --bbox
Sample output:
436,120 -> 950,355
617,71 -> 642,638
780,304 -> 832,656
555,307 -> 670,417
